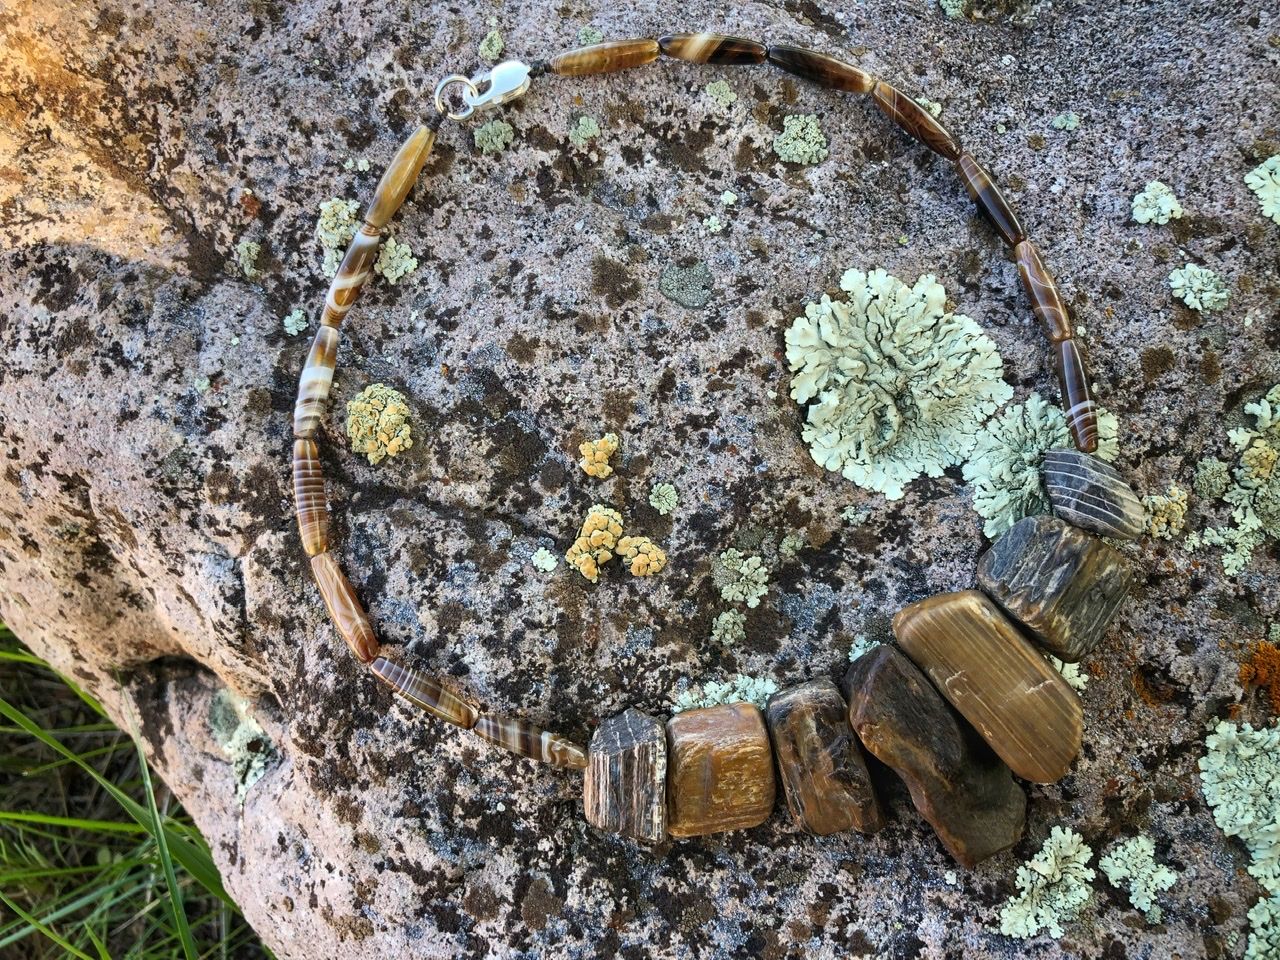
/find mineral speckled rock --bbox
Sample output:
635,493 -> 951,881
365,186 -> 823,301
583,707 -> 667,843
666,702 -> 776,838
765,679 -> 883,835
1043,448 -> 1146,540
842,647 -> 1025,867
977,514 -> 1134,662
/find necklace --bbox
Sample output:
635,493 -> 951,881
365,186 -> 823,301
290,33 -> 1143,860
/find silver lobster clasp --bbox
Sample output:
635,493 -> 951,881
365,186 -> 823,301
434,60 -> 532,121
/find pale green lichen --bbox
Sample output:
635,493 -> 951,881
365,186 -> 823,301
649,482 -> 678,515
342,156 -> 371,172
1248,896 -> 1280,959
316,197 -> 360,278
531,547 -> 558,573
1200,720 -> 1280,896
720,190 -> 738,206
474,118 -> 515,155
478,20 -> 504,63
235,239 -> 261,279
915,96 -> 943,119
848,634 -> 882,662
705,79 -> 737,108
283,308 -> 307,337
346,383 -> 413,464
1245,155 -> 1280,226
1169,262 -> 1230,312
1194,456 -> 1231,500
1144,483 -> 1188,540
787,269 -> 1013,500
672,673 -> 778,713
998,826 -> 1096,939
841,505 -> 871,526
703,214 -> 725,234
208,690 -> 278,803
1099,835 -> 1177,921
375,236 -> 418,285
1131,180 -> 1184,225
1051,112 -> 1081,132
568,115 -> 601,147
1050,656 -> 1089,692
939,0 -> 968,18
773,114 -> 829,165
576,25 -> 603,46
715,548 -> 769,608
710,610 -> 746,646
779,530 -> 806,558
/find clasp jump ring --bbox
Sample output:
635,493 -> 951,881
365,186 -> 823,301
434,74 -> 480,121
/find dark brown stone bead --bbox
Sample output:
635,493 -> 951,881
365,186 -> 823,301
842,647 -> 1025,867
473,714 -> 588,770
310,551 -> 379,663
370,656 -> 478,729
1015,240 -> 1073,342
977,514 -> 1134,663
765,679 -> 883,835
956,152 -> 1025,248
764,44 -> 875,93
666,703 -> 776,838
1054,338 -> 1099,454
872,81 -> 960,161
548,38 -> 660,76
658,33 -> 766,65
584,708 -> 667,843
1043,448 -> 1146,541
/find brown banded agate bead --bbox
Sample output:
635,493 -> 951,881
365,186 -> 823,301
293,325 -> 338,439
894,590 -> 1083,784
583,708 -> 668,843
549,38 -> 660,76
320,227 -> 381,328
1054,338 -> 1099,454
1015,240 -> 1073,342
956,152 -> 1024,248
370,656 -> 478,729
310,551 -> 379,663
872,81 -> 960,161
473,714 -> 588,770
1042,448 -> 1145,541
658,33 -> 766,65
292,439 -> 328,557
764,44 -> 874,94
666,703 -> 776,838
364,126 -> 435,231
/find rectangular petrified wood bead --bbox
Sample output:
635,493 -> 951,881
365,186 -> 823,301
658,33 -> 766,65
666,702 -> 776,838
765,679 -> 883,835
764,44 -> 874,93
1054,338 -> 1099,454
549,38 -> 660,76
292,438 -> 328,556
956,152 -> 1025,248
584,707 -> 667,842
1014,240 -> 1073,342
370,656 -> 478,729
473,714 -> 588,770
894,590 -> 1083,784
872,81 -> 960,161
292,324 -> 338,439
310,551 -> 379,663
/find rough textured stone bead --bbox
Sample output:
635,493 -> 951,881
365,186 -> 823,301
977,514 -> 1134,663
1054,338 -> 1099,454
292,324 -> 338,439
894,590 -> 1083,784
473,714 -> 588,770
370,656 -> 478,729
1015,240 -> 1073,342
549,38 -> 660,76
842,646 -> 1025,867
320,227 -> 381,328
364,126 -> 435,231
956,152 -> 1025,248
872,81 -> 960,161
666,703 -> 776,838
765,679 -> 883,836
1043,448 -> 1145,541
310,551 -> 379,663
583,708 -> 667,842
658,33 -> 766,65
764,44 -> 874,93
292,439 -> 328,557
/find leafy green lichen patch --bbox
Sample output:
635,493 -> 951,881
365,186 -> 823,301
316,198 -> 360,279
1099,834 -> 1177,921
773,114 -> 829,165
568,115 -> 601,148
710,610 -> 746,645
672,674 -> 778,713
649,482 -> 678,515
375,236 -> 418,285
346,383 -> 413,464
1131,181 -> 1183,225
207,689 -> 278,803
235,239 -> 261,279
283,308 -> 307,337
1169,263 -> 1230,312
474,118 -> 515,155
705,80 -> 737,109
998,826 -> 1095,939
1245,155 -> 1280,226
714,549 -> 769,608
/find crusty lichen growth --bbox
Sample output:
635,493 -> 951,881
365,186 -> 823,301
1199,720 -> 1280,896
915,96 -> 943,119
1050,656 -> 1089,692
235,239 -> 261,279
710,610 -> 746,645
715,548 -> 769,608
208,689 -> 278,803
375,236 -> 418,285
672,674 -> 779,713
478,19 -> 504,63
788,269 -> 1013,500
283,308 -> 307,337
316,197 -> 360,279
773,114 -> 829,165
576,25 -> 603,45
1245,155 -> 1280,226
998,826 -> 1096,939
1051,112 -> 1081,132
1131,180 -> 1184,225
649,482 -> 678,515
1099,835 -> 1177,922
1248,895 -> 1280,959
848,634 -> 882,662
346,383 -> 413,465
530,547 -> 558,573
1194,456 -> 1231,500
579,433 -> 620,478
1169,262 -> 1230,312
617,536 -> 666,577
705,79 -> 737,108
1144,483 -> 1188,540
565,504 -> 623,583
568,115 -> 601,147
474,118 -> 515,155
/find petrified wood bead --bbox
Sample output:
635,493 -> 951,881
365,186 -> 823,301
549,38 -> 660,76
1043,448 -> 1146,541
364,126 -> 435,231
842,646 -> 1025,867
292,324 -> 338,439
765,679 -> 883,835
894,590 -> 1083,784
320,227 -> 381,328
658,33 -> 767,65
666,703 -> 776,838
872,81 -> 960,161
310,551 -> 379,663
764,44 -> 875,94
1054,338 -> 1099,454
1015,240 -> 1073,342
584,708 -> 667,842
977,514 -> 1134,663
292,439 -> 328,557
956,152 -> 1025,248
370,656 -> 478,729
473,714 -> 588,770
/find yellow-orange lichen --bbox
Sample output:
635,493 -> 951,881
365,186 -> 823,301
1239,641 -> 1280,714
579,433 -> 620,478
565,504 -> 624,583
617,536 -> 667,577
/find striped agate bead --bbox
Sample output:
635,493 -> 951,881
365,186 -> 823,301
1042,449 -> 1145,541
310,551 -> 379,663
473,714 -> 588,770
364,126 -> 436,231
1054,339 -> 1099,454
320,226 -> 381,328
872,81 -> 960,161
370,656 -> 478,729
956,152 -> 1025,248
292,325 -> 338,439
658,33 -> 766,65
765,44 -> 875,94
292,439 -> 328,556
549,38 -> 660,76
1015,240 -> 1073,342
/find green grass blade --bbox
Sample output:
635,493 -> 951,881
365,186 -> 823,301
0,810 -> 150,834
0,889 -> 95,960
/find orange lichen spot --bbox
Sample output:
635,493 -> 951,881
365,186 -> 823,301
579,433 -> 620,478
1239,641 -> 1280,714
617,536 -> 667,577
566,504 -> 624,583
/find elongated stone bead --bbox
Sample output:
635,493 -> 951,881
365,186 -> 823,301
292,325 -> 338,439
956,152 -> 1025,248
473,714 -> 588,770
320,226 -> 381,328
1054,338 -> 1099,453
658,33 -> 766,65
872,81 -> 960,161
1015,240 -> 1073,342
764,44 -> 875,94
292,439 -> 328,557
369,656 -> 478,729
310,551 -> 379,663
666,703 -> 776,838
584,708 -> 668,843
1042,448 -> 1145,540
364,126 -> 435,231
549,38 -> 660,76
